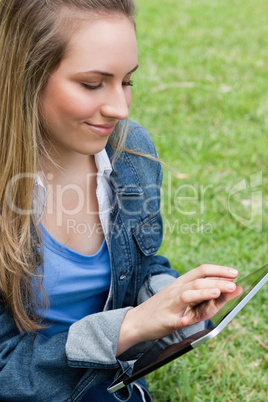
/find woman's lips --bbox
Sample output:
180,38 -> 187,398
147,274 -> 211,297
84,122 -> 115,137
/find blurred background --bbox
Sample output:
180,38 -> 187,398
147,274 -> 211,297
131,0 -> 268,400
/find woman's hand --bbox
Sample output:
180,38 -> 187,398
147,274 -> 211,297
117,265 -> 243,355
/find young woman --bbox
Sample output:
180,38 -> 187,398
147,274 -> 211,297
0,1 -> 242,401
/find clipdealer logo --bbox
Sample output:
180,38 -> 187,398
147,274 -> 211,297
5,170 -> 263,234
227,170 -> 263,233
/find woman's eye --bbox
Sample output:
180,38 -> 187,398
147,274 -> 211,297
81,80 -> 134,90
81,83 -> 103,90
123,80 -> 134,87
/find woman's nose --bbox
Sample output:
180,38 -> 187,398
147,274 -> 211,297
101,87 -> 130,120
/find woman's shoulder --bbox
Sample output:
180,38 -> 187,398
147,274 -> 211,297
125,120 -> 158,158
106,120 -> 161,181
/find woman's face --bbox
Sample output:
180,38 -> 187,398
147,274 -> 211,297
40,15 -> 138,159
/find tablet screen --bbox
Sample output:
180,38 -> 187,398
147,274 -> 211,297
210,264 -> 268,327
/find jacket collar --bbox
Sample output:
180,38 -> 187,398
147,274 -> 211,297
105,143 -> 143,196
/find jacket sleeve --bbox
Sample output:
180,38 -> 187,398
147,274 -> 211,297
66,307 -> 147,402
0,302 -> 87,401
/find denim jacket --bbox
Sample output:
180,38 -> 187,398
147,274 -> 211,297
0,121 -> 204,401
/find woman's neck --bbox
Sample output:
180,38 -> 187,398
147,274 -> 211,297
40,153 -> 97,187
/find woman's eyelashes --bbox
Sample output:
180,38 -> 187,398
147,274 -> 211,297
123,80 -> 134,87
81,80 -> 134,90
81,82 -> 103,90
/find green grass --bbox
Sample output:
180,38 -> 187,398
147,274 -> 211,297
131,0 -> 268,400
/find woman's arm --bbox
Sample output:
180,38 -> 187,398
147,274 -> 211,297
117,264 -> 242,355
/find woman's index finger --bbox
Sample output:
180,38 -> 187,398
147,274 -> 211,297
177,265 -> 239,286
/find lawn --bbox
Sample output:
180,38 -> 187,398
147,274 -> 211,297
131,0 -> 268,400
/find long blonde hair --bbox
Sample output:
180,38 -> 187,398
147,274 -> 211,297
0,0 -> 136,332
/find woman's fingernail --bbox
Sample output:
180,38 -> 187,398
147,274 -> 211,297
210,289 -> 219,296
226,283 -> 236,291
229,269 -> 238,276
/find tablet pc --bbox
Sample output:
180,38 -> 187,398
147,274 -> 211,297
108,264 -> 268,393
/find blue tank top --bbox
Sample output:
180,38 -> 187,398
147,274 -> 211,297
37,224 -> 111,337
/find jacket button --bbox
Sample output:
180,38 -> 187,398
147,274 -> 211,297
119,268 -> 132,280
